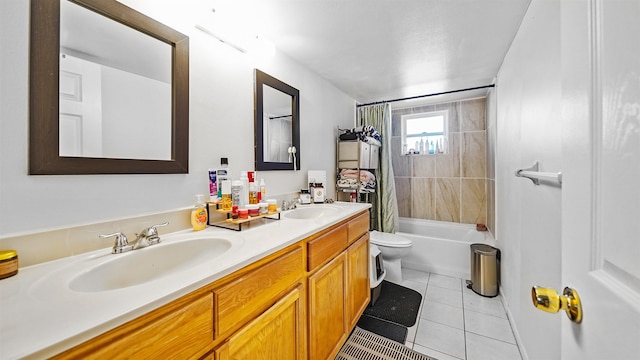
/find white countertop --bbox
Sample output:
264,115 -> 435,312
0,202 -> 370,359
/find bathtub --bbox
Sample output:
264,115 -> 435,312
398,218 -> 496,280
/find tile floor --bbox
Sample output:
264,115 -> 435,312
391,268 -> 523,360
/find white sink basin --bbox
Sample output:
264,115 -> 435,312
284,205 -> 341,220
69,237 -> 232,292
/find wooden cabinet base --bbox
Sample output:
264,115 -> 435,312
52,210 -> 369,360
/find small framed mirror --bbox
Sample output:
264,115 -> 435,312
254,69 -> 300,171
29,0 -> 189,175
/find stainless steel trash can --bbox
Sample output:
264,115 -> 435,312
469,244 -> 500,297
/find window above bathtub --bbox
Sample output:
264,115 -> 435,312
401,110 -> 449,155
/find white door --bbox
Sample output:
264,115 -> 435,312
560,0 -> 640,358
59,53 -> 103,157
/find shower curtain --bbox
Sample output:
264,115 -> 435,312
357,103 -> 398,233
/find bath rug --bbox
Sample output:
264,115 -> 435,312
336,326 -> 436,360
356,314 -> 408,344
363,281 -> 422,327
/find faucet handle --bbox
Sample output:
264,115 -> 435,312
99,232 -> 133,254
141,222 -> 169,244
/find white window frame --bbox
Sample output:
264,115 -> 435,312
401,110 -> 449,155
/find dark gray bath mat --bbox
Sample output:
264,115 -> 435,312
356,314 -> 408,344
363,281 -> 422,327
336,326 -> 436,360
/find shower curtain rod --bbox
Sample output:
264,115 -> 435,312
356,84 -> 495,108
268,114 -> 292,120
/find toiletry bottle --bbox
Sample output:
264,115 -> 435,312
191,194 -> 207,231
221,180 -> 232,211
208,169 -> 217,202
240,171 -> 249,208
309,182 -> 315,201
231,180 -> 243,219
249,181 -> 258,204
258,179 -> 266,202
300,189 -> 311,204
313,183 -> 325,203
216,157 -> 229,199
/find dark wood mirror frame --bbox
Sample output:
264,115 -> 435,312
29,0 -> 189,175
254,69 -> 300,171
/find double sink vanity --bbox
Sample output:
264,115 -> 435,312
0,202 -> 371,359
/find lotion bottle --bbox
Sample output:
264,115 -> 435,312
191,194 -> 207,231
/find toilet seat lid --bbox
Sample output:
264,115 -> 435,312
369,230 -> 412,247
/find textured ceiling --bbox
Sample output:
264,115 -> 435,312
127,0 -> 531,104
229,0 -> 532,104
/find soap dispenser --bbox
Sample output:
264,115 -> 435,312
191,194 -> 208,231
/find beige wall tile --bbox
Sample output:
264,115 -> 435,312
436,132 -> 461,178
412,155 -> 436,177
461,179 -> 487,225
435,178 -> 461,222
410,178 -> 435,220
436,102 -> 459,133
462,131 -> 486,178
460,98 -> 486,131
392,98 -> 491,228
395,177 -> 412,217
391,136 -> 412,176
392,111 -> 403,137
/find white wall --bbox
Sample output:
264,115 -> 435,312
0,0 -> 355,237
495,0 -> 562,359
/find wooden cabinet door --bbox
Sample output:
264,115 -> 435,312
346,233 -> 370,329
216,284 -> 306,360
307,252 -> 347,360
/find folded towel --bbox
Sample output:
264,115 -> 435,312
362,136 -> 381,147
340,169 -> 376,184
340,125 -> 382,143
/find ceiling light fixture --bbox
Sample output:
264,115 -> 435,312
196,7 -> 275,57
195,24 -> 247,53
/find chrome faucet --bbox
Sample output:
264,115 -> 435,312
282,198 -> 299,211
99,222 -> 168,254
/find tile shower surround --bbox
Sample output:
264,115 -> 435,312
392,98 -> 487,225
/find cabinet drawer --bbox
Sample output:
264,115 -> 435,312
54,293 -> 214,360
307,224 -> 348,271
214,246 -> 304,337
348,211 -> 369,244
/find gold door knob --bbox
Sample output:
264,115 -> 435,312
531,286 -> 583,323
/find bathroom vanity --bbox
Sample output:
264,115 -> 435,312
0,202 -> 370,359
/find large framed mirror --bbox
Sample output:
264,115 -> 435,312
29,0 -> 189,175
254,69 -> 300,171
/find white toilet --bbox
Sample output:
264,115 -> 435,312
369,230 -> 413,283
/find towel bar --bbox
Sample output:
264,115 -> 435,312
515,161 -> 562,185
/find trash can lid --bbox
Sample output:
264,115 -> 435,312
470,243 -> 497,255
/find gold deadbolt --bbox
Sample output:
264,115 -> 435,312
531,286 -> 582,323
